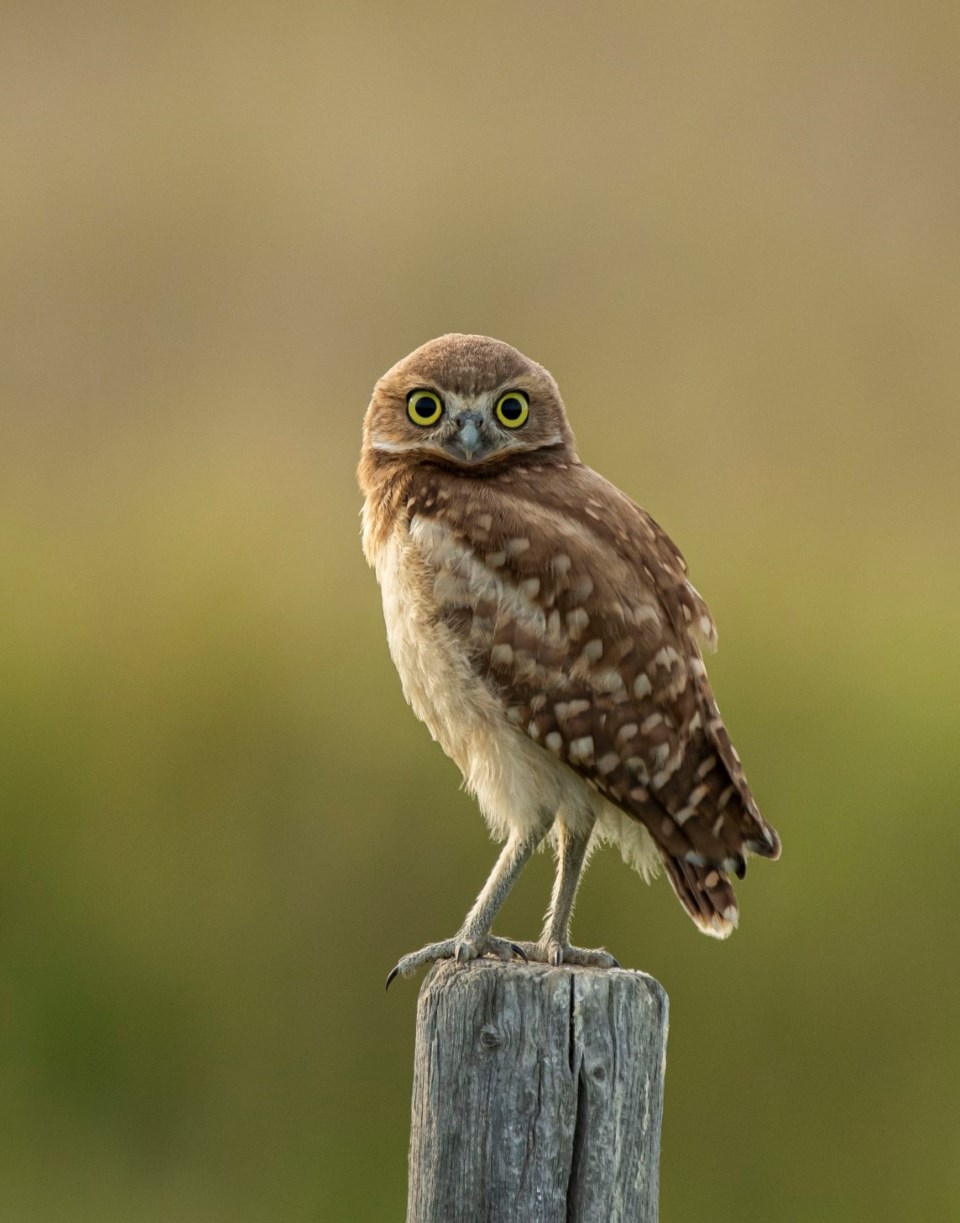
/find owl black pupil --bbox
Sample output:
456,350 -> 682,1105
501,398 -> 522,419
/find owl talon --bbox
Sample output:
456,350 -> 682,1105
386,934 -> 526,987
562,945 -> 619,969
513,941 -> 619,969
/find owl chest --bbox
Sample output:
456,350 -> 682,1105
374,528 -> 500,765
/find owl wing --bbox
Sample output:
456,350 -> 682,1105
406,461 -> 780,931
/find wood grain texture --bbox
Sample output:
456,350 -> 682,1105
406,960 -> 668,1222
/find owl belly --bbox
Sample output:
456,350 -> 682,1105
375,527 -> 585,840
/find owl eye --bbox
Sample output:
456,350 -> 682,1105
495,391 -> 529,428
407,390 -> 444,427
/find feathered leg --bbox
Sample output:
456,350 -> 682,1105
516,821 -> 618,968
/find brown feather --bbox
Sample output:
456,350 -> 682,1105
401,460 -> 780,870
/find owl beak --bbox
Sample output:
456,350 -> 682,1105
450,410 -> 486,461
458,419 -> 481,457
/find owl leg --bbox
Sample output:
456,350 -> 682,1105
386,825 -> 547,988
516,822 -> 618,969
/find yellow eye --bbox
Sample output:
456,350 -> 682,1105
407,389 -> 444,426
495,391 -> 529,429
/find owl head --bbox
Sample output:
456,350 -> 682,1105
361,334 -> 576,472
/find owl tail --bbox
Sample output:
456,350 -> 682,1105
660,853 -> 739,940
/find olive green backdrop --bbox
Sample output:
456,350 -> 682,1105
3,3 -> 959,1220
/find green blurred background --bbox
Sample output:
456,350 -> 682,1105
3,2 -> 959,1219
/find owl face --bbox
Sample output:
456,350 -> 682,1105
363,334 -> 576,470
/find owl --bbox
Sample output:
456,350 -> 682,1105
359,334 -> 780,984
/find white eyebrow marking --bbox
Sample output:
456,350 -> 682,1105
370,438 -> 423,453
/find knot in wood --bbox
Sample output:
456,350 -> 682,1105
478,1023 -> 503,1051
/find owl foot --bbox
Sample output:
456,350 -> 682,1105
385,934 -> 526,990
513,940 -> 619,969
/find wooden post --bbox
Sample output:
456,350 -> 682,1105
406,959 -> 669,1222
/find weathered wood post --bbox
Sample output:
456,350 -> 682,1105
406,959 -> 669,1222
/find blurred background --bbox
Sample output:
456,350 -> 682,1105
3,2 -> 959,1219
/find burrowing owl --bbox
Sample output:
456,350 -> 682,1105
359,334 -> 780,984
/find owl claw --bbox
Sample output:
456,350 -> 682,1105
512,941 -> 619,969
385,934 -> 527,988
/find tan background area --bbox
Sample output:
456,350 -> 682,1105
3,3 -> 959,1219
